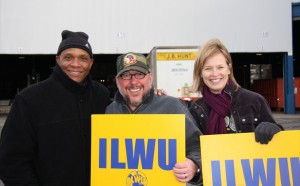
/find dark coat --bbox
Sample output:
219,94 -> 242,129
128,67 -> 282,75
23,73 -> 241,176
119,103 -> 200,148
189,84 -> 283,134
0,65 -> 110,185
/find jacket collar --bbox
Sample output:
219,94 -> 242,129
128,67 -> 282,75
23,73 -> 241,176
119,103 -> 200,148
222,82 -> 238,98
195,82 -> 239,108
52,65 -> 91,94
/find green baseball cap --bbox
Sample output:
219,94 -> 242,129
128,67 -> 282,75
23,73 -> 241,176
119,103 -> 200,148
116,52 -> 151,77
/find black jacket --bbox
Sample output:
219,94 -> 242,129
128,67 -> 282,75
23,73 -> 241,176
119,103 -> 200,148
0,65 -> 110,185
189,84 -> 283,134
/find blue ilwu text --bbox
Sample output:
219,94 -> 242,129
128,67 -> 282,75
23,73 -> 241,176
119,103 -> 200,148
99,138 -> 177,170
211,157 -> 300,186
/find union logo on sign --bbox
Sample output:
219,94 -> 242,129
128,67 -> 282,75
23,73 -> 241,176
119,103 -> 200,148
126,170 -> 148,186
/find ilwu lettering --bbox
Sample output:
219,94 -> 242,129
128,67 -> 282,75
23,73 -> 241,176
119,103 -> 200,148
211,157 -> 300,186
99,138 -> 177,170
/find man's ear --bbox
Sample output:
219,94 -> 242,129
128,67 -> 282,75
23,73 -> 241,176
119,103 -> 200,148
89,58 -> 94,70
149,72 -> 153,84
55,56 -> 60,64
115,76 -> 120,88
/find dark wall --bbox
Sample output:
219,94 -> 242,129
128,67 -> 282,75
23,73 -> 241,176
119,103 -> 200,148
0,52 -> 293,100
0,54 -> 118,100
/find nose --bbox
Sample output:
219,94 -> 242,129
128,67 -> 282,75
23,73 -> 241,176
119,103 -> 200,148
129,75 -> 139,83
211,67 -> 218,75
70,58 -> 81,67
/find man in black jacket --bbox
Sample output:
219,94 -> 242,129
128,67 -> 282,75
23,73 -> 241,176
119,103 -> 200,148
0,30 -> 111,185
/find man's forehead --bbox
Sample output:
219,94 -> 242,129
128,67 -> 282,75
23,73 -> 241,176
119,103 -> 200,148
61,48 -> 90,55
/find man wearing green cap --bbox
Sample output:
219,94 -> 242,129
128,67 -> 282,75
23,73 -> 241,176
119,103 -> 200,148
106,52 -> 203,185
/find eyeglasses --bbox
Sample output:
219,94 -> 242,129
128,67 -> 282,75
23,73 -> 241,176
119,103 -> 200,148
120,72 -> 147,80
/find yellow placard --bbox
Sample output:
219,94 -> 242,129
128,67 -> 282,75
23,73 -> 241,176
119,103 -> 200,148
91,114 -> 186,186
157,52 -> 197,61
200,130 -> 300,186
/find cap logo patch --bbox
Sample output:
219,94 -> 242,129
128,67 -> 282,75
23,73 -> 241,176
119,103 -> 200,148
85,43 -> 90,48
123,54 -> 137,67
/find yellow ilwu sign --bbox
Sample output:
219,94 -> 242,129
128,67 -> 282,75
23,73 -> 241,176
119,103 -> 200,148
200,130 -> 300,186
91,114 -> 186,186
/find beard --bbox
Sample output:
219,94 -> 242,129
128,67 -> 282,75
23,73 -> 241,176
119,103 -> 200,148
120,86 -> 151,109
